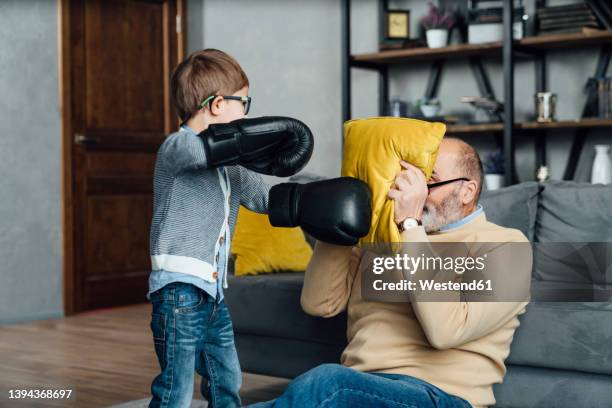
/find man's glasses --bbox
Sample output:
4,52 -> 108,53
198,95 -> 252,115
427,177 -> 469,190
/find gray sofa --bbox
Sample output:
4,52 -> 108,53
225,181 -> 612,407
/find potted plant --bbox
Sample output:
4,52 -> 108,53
483,150 -> 505,190
420,2 -> 455,48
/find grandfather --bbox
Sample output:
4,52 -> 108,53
251,138 -> 531,408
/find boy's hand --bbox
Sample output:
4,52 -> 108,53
201,116 -> 314,177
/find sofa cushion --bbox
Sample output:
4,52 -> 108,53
530,279 -> 612,302
507,300 -> 612,375
231,206 -> 312,276
533,181 -> 612,283
479,182 -> 540,242
235,333 -> 343,379
493,365 -> 612,408
536,181 -> 612,243
225,273 -> 346,346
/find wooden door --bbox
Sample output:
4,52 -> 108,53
59,0 -> 185,313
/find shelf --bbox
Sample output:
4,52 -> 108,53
446,122 -> 503,134
445,118 -> 612,135
351,30 -> 612,67
518,29 -> 612,50
351,42 -> 502,67
519,118 -> 612,130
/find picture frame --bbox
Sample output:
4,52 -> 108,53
385,9 -> 410,40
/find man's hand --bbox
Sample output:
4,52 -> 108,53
387,160 -> 428,224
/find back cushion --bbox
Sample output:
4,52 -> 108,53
479,182 -> 540,242
534,181 -> 612,284
537,181 -> 612,242
341,117 -> 445,244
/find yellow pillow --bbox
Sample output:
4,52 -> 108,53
231,206 -> 313,276
341,117 -> 445,244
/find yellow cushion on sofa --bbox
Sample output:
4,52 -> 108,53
341,117 -> 445,244
231,206 -> 312,276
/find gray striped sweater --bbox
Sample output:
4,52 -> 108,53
150,127 -> 270,287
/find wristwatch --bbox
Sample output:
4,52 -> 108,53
397,217 -> 421,233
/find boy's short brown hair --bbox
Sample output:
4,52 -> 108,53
170,49 -> 249,121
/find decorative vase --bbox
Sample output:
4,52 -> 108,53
420,104 -> 440,118
591,144 -> 611,184
426,29 -> 448,48
485,174 -> 505,191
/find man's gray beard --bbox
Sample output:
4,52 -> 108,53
421,186 -> 464,233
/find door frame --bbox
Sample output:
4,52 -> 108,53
57,0 -> 186,315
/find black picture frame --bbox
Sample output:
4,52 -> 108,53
384,9 -> 411,40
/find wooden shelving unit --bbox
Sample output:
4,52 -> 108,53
341,0 -> 612,183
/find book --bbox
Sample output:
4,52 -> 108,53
540,23 -> 599,32
540,19 -> 599,30
536,3 -> 589,17
537,26 -> 600,36
538,11 -> 595,22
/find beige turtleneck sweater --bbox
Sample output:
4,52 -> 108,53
300,213 -> 531,408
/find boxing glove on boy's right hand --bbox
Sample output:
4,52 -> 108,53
268,177 -> 372,246
200,116 -> 314,177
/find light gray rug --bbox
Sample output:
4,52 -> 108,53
107,399 -> 207,408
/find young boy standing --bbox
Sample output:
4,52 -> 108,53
148,49 -> 313,408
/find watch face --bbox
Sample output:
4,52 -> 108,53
403,218 -> 419,229
388,12 -> 409,39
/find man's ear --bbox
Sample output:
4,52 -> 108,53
209,96 -> 224,116
461,180 -> 478,205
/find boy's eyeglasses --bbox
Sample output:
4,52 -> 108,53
427,177 -> 469,190
198,95 -> 252,115
181,95 -> 252,126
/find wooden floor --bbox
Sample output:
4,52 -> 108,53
0,304 -> 290,407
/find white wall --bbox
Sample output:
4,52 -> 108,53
0,0 -> 63,323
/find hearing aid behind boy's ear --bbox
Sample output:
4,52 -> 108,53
200,116 -> 314,177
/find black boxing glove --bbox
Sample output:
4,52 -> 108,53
268,177 -> 372,246
200,116 -> 313,177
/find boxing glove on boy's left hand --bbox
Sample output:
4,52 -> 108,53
200,116 -> 314,177
268,177 -> 372,246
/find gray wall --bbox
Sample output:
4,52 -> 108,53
0,0 -> 63,323
188,0 -> 342,182
190,0 -> 610,182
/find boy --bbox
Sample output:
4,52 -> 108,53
148,49 -> 313,408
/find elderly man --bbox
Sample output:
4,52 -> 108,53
251,138 -> 531,408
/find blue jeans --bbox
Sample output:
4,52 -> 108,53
149,282 -> 241,408
249,363 -> 471,408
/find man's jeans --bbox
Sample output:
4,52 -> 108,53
149,282 -> 241,408
249,363 -> 472,408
